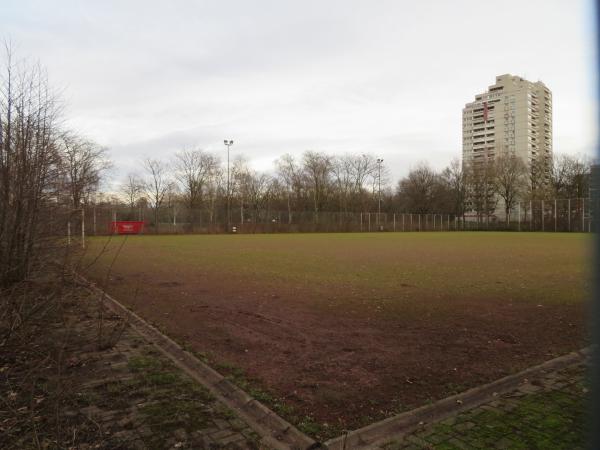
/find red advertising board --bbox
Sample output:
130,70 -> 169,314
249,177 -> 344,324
110,221 -> 145,234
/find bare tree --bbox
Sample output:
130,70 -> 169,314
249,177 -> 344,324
142,158 -> 170,232
245,171 -> 273,222
173,149 -> 218,230
231,155 -> 251,225
204,165 -> 224,225
550,154 -> 571,197
396,163 -> 438,213
440,158 -> 467,220
351,154 -> 378,211
466,158 -> 497,224
494,153 -> 528,224
121,173 -> 144,210
561,154 -> 591,198
528,155 -> 552,200
331,155 -> 354,214
0,44 -> 63,285
302,151 -> 332,221
276,154 -> 302,223
60,133 -> 111,208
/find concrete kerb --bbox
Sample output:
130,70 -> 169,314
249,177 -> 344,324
77,273 -> 316,450
75,270 -> 590,450
324,347 -> 590,450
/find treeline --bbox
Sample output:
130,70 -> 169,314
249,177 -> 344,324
108,148 -> 593,229
395,153 -> 592,223
114,151 -> 389,229
0,46 -> 110,285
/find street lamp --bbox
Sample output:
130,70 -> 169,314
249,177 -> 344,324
224,139 -> 234,231
377,158 -> 383,229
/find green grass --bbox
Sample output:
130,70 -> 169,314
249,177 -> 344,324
84,232 -> 589,307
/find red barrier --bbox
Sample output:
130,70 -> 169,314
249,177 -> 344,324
110,221 -> 145,235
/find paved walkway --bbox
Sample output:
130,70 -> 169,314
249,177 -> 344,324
72,328 -> 262,449
380,361 -> 587,450
9,278 -> 264,449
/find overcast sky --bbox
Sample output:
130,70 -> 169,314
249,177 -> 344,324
1,0 -> 596,188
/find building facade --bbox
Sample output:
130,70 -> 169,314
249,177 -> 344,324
462,74 -> 552,217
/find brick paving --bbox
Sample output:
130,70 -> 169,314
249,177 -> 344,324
68,306 -> 264,449
380,361 -> 587,450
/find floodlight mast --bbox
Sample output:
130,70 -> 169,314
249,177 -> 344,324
224,140 -> 234,231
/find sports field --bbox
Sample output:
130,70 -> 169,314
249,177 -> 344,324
82,232 -> 589,439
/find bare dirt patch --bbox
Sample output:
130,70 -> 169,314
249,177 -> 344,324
82,233 -> 588,440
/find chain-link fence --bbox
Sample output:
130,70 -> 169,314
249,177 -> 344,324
64,197 -> 594,240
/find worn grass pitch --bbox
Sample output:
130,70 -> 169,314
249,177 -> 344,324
82,232 -> 589,440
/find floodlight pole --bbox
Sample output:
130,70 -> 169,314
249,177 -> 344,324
377,158 -> 383,228
224,139 -> 234,231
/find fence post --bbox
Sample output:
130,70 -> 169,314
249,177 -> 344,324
67,221 -> 71,245
402,213 -> 405,232
368,213 -> 371,232
360,212 -> 363,231
518,202 -> 521,231
418,214 -> 421,231
541,200 -> 544,232
554,199 -> 557,232
410,214 -> 413,230
568,199 -> 571,231
93,205 -> 97,236
529,200 -> 532,231
582,198 -> 585,232
393,213 -> 396,231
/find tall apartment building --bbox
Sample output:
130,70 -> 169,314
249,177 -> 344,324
463,74 -> 552,168
462,74 -> 552,215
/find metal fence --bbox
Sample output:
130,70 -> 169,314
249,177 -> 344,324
67,197 -> 594,238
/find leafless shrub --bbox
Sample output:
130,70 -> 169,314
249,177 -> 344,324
0,43 -> 63,286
